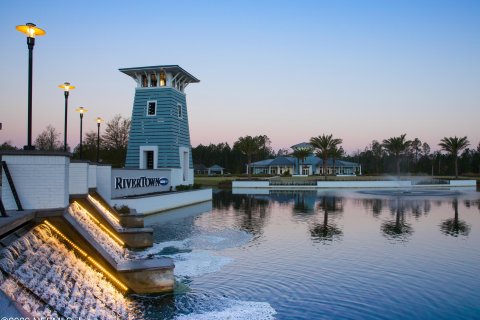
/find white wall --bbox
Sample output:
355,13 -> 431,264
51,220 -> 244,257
88,164 -> 97,189
232,181 -> 270,188
111,189 -> 212,214
96,164 -> 112,201
69,162 -> 89,195
449,180 -> 476,187
1,154 -> 69,210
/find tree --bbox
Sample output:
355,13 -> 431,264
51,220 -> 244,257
438,136 -> 470,178
34,125 -> 62,151
73,130 -> 99,162
411,138 -> 422,163
330,146 -> 345,175
233,135 -> 264,177
101,114 -> 131,167
310,134 -> 343,180
371,140 -> 384,174
292,147 -> 312,175
0,141 -> 17,150
382,134 -> 411,176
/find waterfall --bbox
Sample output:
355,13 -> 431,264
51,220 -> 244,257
0,224 -> 133,319
68,201 -> 127,262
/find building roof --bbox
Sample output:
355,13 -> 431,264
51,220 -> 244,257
119,65 -> 200,83
291,142 -> 313,149
209,164 -> 224,170
250,155 -> 359,167
269,156 -> 295,166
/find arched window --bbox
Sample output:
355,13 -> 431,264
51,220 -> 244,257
141,75 -> 148,87
150,74 -> 157,87
160,71 -> 166,87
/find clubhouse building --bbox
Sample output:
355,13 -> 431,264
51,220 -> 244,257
248,143 -> 361,176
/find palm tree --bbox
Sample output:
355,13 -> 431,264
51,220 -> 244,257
233,135 -> 262,178
438,136 -> 470,178
292,147 -> 312,175
382,134 -> 411,177
330,146 -> 345,175
440,198 -> 470,237
310,134 -> 343,180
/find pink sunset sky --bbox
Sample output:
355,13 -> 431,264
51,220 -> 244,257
1,1 -> 479,154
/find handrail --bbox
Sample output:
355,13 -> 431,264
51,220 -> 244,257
1,161 -> 23,211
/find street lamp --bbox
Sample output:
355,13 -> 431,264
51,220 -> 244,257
96,117 -> 103,163
58,82 -> 75,151
75,107 -> 87,159
16,23 -> 46,150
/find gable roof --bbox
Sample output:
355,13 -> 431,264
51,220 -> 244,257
209,164 -> 224,170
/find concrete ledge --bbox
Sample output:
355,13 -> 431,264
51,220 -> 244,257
0,211 -> 36,238
111,189 -> 213,214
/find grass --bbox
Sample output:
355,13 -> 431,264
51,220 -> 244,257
195,174 -> 480,188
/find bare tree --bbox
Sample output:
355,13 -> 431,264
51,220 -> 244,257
34,125 -> 62,151
102,114 -> 131,151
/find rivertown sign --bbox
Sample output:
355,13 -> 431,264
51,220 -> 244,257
115,176 -> 169,190
111,168 -> 172,198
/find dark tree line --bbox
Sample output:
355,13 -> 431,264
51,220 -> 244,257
345,137 -> 480,176
192,135 -> 274,174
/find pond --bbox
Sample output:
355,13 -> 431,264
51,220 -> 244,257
132,188 -> 480,320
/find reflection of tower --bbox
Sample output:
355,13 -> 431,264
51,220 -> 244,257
119,65 -> 199,185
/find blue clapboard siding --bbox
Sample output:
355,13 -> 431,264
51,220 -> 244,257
125,87 -> 192,168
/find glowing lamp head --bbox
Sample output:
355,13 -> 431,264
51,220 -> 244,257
76,107 -> 88,114
96,117 -> 104,124
59,82 -> 75,92
16,22 -> 46,38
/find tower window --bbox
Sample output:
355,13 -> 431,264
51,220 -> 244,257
150,74 -> 157,87
160,71 -> 166,87
141,75 -> 148,87
147,100 -> 157,116
177,104 -> 182,118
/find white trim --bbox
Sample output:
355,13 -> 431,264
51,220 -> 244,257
139,146 -> 158,169
146,100 -> 157,116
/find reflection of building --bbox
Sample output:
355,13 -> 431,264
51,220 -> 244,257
249,143 -> 361,176
120,65 -> 199,186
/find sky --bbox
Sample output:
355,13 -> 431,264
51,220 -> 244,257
0,0 -> 479,154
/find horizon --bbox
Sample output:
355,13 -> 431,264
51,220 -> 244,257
1,1 -> 479,155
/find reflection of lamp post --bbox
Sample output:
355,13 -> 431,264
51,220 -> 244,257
75,107 -> 87,159
96,117 -> 103,163
16,23 -> 46,150
58,82 -> 75,151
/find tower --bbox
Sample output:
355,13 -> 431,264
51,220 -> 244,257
119,65 -> 199,186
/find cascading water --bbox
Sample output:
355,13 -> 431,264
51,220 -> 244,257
0,224 -> 134,319
87,195 -> 122,228
68,201 -> 127,262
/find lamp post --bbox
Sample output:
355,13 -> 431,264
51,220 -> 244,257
16,23 -> 46,150
96,117 -> 103,163
58,82 -> 75,151
75,107 -> 87,159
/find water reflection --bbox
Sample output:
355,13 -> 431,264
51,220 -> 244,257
440,198 -> 471,237
292,191 -> 317,214
212,190 -> 270,236
381,198 -> 414,242
310,195 -> 344,243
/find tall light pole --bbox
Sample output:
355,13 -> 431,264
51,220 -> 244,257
16,23 -> 46,150
96,117 -> 103,163
58,82 -> 75,151
75,107 -> 87,159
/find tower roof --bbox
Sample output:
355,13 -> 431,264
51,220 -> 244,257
119,65 -> 200,83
